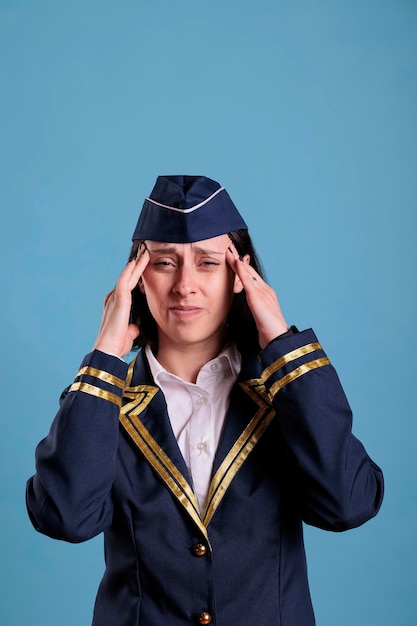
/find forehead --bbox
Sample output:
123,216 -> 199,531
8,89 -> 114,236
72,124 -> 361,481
145,234 -> 230,254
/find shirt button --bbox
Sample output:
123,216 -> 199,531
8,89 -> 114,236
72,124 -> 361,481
210,362 -> 218,371
192,542 -> 207,557
196,611 -> 212,625
196,441 -> 207,452
196,396 -> 207,406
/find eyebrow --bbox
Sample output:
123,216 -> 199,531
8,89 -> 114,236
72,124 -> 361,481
146,246 -> 177,254
192,245 -> 224,255
146,244 -> 225,255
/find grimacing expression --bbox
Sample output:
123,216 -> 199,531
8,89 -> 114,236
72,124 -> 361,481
140,235 -> 243,351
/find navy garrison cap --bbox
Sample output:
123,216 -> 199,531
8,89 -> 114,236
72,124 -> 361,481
132,175 -> 247,243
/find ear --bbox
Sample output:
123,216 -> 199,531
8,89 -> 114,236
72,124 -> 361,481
232,254 -> 250,293
138,277 -> 146,294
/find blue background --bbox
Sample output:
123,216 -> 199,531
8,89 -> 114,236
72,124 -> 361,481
1,1 -> 416,624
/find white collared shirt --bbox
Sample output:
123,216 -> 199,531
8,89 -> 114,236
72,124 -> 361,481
145,344 -> 241,512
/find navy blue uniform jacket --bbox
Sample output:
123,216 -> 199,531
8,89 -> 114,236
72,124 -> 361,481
26,329 -> 384,625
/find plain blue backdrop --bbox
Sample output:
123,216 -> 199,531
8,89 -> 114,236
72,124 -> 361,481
1,1 -> 416,624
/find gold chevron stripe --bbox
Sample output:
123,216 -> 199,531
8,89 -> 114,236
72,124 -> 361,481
121,386 -> 159,414
76,366 -> 125,390
269,356 -> 331,396
68,382 -> 122,406
261,342 -> 323,382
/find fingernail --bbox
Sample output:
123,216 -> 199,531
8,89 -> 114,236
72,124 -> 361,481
137,244 -> 148,259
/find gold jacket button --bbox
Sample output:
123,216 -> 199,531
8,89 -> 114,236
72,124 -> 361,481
196,611 -> 212,624
193,542 -> 207,557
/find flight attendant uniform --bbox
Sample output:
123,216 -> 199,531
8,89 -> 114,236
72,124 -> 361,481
27,175 -> 384,624
27,328 -> 383,625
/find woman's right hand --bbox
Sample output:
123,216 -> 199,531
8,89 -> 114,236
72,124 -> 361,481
93,245 -> 150,358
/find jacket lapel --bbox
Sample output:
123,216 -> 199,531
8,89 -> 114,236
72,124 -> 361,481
119,350 -> 275,542
123,351 -> 191,479
119,351 -> 205,539
203,364 -> 276,526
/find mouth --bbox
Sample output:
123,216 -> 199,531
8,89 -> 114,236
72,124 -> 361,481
169,306 -> 203,319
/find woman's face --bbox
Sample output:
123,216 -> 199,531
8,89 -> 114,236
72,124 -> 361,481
140,234 -> 242,352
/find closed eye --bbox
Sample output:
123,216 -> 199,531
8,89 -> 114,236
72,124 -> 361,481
198,257 -> 222,269
153,259 -> 176,269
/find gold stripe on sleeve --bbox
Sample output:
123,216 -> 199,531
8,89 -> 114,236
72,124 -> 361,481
261,342 -> 323,382
269,356 -> 331,396
68,381 -> 122,407
76,366 -> 125,390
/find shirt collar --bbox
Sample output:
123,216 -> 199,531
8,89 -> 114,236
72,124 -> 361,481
145,343 -> 241,386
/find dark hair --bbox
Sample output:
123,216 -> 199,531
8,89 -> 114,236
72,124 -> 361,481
128,230 -> 265,357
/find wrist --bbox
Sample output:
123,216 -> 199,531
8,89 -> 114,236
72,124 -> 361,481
93,342 -> 124,359
259,322 -> 289,349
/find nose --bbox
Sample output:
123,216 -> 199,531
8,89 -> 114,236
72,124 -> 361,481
172,265 -> 198,297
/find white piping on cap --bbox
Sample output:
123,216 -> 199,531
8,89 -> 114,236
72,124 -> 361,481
145,187 -> 225,213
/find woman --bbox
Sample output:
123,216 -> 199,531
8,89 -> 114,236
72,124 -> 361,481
27,175 -> 384,625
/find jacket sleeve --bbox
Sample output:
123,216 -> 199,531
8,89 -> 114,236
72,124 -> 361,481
260,329 -> 384,531
26,350 -> 129,543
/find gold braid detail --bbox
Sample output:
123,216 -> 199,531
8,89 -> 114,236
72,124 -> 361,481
68,382 -> 122,407
76,366 -> 125,390
269,357 -> 330,396
261,342 -> 323,382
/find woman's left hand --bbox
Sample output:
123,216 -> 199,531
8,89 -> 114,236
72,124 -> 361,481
227,243 -> 288,349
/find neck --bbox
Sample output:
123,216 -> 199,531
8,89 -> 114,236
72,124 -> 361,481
155,334 -> 226,383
